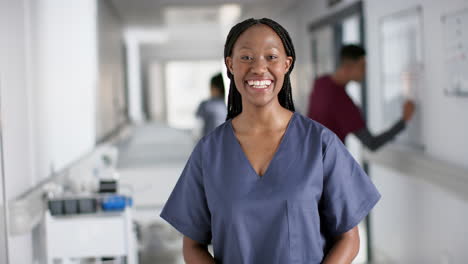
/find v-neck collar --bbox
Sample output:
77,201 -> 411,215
228,112 -> 297,180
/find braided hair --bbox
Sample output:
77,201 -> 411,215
224,18 -> 296,120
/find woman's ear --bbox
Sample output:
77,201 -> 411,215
284,56 -> 293,73
226,57 -> 234,75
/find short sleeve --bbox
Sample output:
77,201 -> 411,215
320,134 -> 381,237
160,141 -> 212,244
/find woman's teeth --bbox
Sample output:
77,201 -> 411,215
247,80 -> 272,89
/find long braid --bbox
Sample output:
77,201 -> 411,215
224,18 -> 296,120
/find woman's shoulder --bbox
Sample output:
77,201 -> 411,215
196,120 -> 231,147
293,112 -> 336,141
292,112 -> 342,159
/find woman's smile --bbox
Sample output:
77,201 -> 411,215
245,79 -> 274,92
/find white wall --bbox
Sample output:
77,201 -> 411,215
0,0 -> 99,262
0,0 -> 37,262
97,0 -> 127,140
29,0 -> 97,178
371,165 -> 468,263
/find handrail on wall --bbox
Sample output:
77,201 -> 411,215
363,144 -> 468,202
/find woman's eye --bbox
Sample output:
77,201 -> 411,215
241,56 -> 253,61
268,55 -> 278,60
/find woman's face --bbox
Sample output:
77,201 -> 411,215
226,24 -> 292,109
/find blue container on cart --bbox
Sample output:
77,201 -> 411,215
101,195 -> 132,211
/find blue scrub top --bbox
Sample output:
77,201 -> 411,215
160,112 -> 381,264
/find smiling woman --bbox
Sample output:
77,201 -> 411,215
225,23 -> 292,114
224,18 -> 296,120
160,17 -> 380,264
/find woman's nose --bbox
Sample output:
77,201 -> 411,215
250,57 -> 267,74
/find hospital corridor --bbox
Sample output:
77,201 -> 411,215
1,0 -> 468,263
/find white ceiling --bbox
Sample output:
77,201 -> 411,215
109,0 -> 298,28
110,0 -> 301,62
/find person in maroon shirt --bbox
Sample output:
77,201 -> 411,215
307,44 -> 415,151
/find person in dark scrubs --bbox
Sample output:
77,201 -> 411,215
161,18 -> 380,264
196,73 -> 227,137
307,44 -> 415,150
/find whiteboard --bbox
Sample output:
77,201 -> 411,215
441,8 -> 468,96
379,6 -> 425,150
